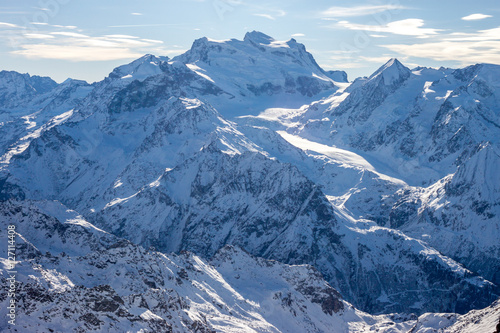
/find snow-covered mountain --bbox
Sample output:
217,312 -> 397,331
293,59 -> 500,186
172,31 -> 345,116
2,200 -> 499,332
0,200 -> 394,332
0,73 -> 92,166
0,31 -> 499,331
0,71 -> 58,110
390,143 -> 500,285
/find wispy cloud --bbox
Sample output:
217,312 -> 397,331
461,13 -> 492,21
131,12 -> 143,16
382,27 -> 500,65
252,9 -> 285,21
104,34 -> 139,39
108,23 -> 181,28
321,4 -> 404,18
10,30 -> 173,62
142,38 -> 163,44
336,19 -> 442,36
291,33 -> 305,37
24,33 -> 55,40
51,32 -> 89,38
13,44 -> 143,61
253,13 -> 275,20
30,22 -> 77,29
0,22 -> 21,29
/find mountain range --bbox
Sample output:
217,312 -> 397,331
0,31 -> 499,332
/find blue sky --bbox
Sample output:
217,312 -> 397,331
0,0 -> 499,82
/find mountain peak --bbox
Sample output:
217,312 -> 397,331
108,54 -> 169,82
0,71 -> 59,108
243,31 -> 275,45
368,58 -> 410,86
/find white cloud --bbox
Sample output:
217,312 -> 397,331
12,44 -> 143,61
11,30 -> 169,62
131,12 -> 143,16
369,34 -> 387,38
51,32 -> 89,38
108,24 -> 179,28
291,33 -> 305,37
382,27 -> 500,65
53,25 -> 78,29
444,27 -> 500,41
253,9 -> 285,21
0,22 -> 20,28
337,18 -> 442,36
24,33 -> 55,39
321,4 -> 404,18
142,39 -> 163,44
104,34 -> 139,39
30,22 -> 77,29
462,13 -> 492,21
254,13 -> 275,20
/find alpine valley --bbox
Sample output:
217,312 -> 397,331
0,31 -> 499,332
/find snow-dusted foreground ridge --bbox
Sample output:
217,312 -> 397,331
0,31 -> 499,331
1,200 -> 499,333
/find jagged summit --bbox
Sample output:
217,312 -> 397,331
0,70 -> 58,96
452,63 -> 500,88
326,70 -> 349,83
0,71 -> 67,111
368,58 -> 411,85
108,54 -> 169,82
243,30 -> 275,44
170,31 -> 340,114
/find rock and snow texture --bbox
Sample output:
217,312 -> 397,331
0,200 -> 380,332
0,32 -> 499,331
172,31 -> 341,116
294,60 -> 500,186
1,200 -> 499,332
390,143 -> 500,286
2,200 -> 499,333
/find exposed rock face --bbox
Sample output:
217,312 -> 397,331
0,200 -> 357,332
0,71 -> 58,110
389,144 -> 500,285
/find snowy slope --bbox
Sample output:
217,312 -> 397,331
2,68 -> 495,314
294,60 -> 500,186
0,76 -> 92,165
389,143 -> 500,285
173,31 -> 342,117
0,32 -> 499,327
1,200 -> 498,332
0,200 -> 386,332
0,70 -> 58,110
